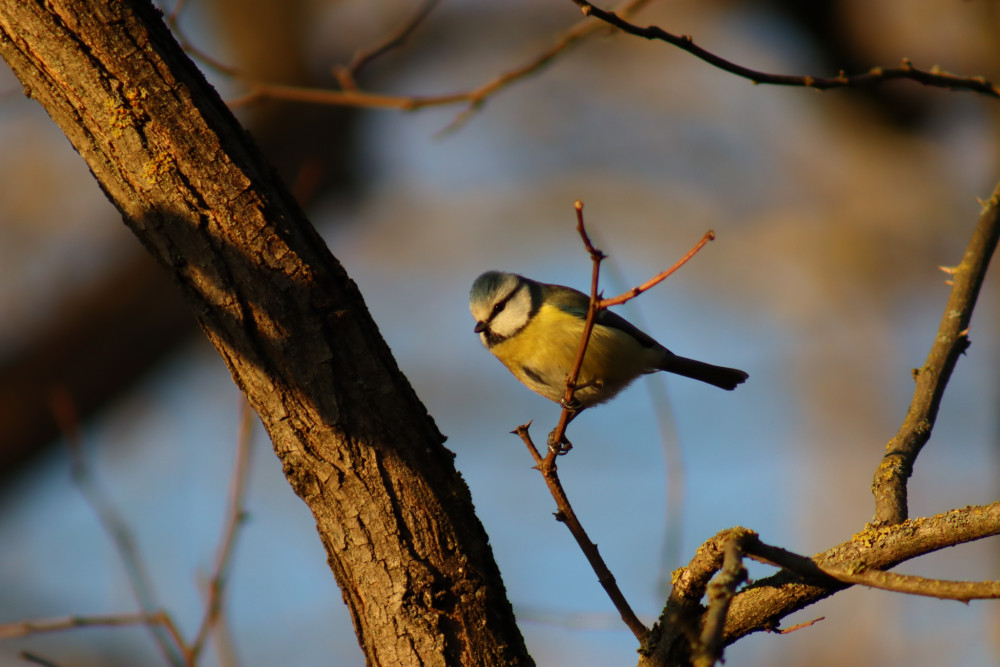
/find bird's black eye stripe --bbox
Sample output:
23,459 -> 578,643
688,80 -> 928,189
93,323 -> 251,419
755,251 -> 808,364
487,285 -> 520,322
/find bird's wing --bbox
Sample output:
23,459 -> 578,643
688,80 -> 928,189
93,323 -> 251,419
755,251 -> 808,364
544,283 -> 662,350
595,307 -> 661,349
540,283 -> 591,317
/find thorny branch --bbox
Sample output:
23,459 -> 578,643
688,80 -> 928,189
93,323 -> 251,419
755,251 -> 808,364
513,201 -> 717,643
872,182 -> 1000,524
514,423 -> 648,640
571,0 -> 1000,99
545,202 -> 714,458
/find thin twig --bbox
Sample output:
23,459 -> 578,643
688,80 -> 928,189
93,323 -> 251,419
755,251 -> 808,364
340,0 -> 442,80
571,0 -> 1000,99
545,201 -> 606,458
818,566 -> 1000,602
49,389 -> 184,667
515,200 -> 719,641
514,424 -> 649,640
777,617 -> 825,634
545,203 -> 714,457
190,399 -> 255,660
598,231 -> 714,308
177,0 -> 649,133
166,0 -> 189,26
164,4 -> 241,79
19,652 -> 63,667
597,253 -> 687,585
0,611 -> 181,640
871,183 -> 1000,524
438,0 -> 651,134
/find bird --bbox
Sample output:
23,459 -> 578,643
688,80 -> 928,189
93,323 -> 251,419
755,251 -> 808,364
469,271 -> 748,411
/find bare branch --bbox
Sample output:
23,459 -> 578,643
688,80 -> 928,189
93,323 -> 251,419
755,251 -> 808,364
738,532 -> 1000,604
777,617 -> 824,634
514,423 -> 649,640
872,183 -> 1000,524
639,527 -> 756,666
19,652 -> 63,667
1,1 -> 533,662
439,0 -> 654,132
641,504 -> 1000,663
570,0 -> 1000,99
545,203 -> 715,456
743,528 -> 1000,601
338,0 -> 442,81
49,389 -> 183,667
724,502 -> 1000,644
599,231 -> 714,309
693,538 -> 747,667
0,611 -> 186,651
545,201 -> 606,456
819,566 -> 1000,603
190,400 -> 255,660
520,206 -> 724,643
192,0 -> 651,133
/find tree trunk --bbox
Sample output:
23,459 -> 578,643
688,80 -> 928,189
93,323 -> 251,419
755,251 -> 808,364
0,1 -> 533,665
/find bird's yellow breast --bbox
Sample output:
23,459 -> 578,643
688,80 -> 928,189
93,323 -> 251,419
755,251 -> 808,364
490,303 -> 660,406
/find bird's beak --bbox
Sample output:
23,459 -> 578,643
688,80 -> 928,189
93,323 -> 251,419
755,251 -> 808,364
474,321 -> 487,334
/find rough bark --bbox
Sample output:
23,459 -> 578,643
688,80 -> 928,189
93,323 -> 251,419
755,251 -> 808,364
0,1 -> 533,665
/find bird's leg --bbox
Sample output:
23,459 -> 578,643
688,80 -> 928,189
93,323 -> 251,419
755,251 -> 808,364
570,378 -> 602,395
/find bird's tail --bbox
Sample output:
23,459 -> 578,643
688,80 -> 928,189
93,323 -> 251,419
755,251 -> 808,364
660,354 -> 749,390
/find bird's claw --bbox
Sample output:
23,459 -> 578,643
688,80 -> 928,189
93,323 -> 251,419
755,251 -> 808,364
547,441 -> 572,456
559,397 -> 582,412
546,432 -> 573,455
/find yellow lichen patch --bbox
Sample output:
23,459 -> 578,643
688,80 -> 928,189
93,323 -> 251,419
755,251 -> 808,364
124,86 -> 148,107
851,523 -> 896,549
142,152 -> 173,186
104,85 -> 150,138
104,96 -> 129,137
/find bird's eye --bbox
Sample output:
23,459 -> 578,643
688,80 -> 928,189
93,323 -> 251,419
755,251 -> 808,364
491,302 -> 505,317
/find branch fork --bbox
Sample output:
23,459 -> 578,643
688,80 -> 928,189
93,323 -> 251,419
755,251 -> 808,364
515,200 -> 717,643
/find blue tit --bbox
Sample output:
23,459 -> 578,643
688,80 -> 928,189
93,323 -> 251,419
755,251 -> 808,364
469,271 -> 748,409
